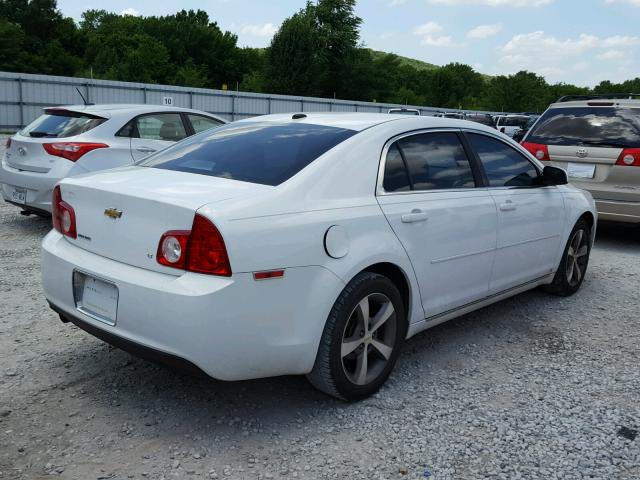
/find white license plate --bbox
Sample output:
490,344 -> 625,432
10,186 -> 26,204
567,163 -> 595,179
73,272 -> 119,325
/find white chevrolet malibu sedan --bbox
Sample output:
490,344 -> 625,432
1,104 -> 225,215
41,113 -> 597,401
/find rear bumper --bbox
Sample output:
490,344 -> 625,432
41,230 -> 343,381
49,301 -> 208,377
0,157 -> 74,212
594,199 -> 640,224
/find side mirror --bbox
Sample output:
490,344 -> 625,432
542,165 -> 568,186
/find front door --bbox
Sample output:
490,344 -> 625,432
465,132 -> 565,293
376,131 -> 498,319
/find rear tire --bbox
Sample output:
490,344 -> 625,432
307,272 -> 406,401
543,218 -> 591,297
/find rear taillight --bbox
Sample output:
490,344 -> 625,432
522,142 -> 550,161
43,142 -> 108,162
157,214 -> 232,276
616,148 -> 640,167
52,186 -> 77,239
5,137 -> 11,149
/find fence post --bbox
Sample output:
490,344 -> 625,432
267,97 -> 272,114
142,87 -> 147,104
84,82 -> 91,104
17,77 -> 24,127
354,103 -> 358,112
231,94 -> 235,121
189,91 -> 193,109
300,99 -> 304,112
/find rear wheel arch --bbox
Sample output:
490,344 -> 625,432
359,262 -> 412,326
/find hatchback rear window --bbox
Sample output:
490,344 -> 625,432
527,107 -> 640,147
20,110 -> 106,138
140,122 -> 357,186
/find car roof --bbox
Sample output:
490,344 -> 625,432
548,98 -> 640,109
43,104 -> 219,119
236,112 -> 496,132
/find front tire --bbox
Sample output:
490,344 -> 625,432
544,218 -> 592,296
307,272 -> 406,401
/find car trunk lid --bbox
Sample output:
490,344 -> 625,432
58,167 -> 272,275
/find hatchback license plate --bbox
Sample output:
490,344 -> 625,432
10,187 -> 26,204
567,163 -> 595,179
73,271 -> 118,326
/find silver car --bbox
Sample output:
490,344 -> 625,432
1,104 -> 226,215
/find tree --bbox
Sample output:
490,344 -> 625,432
266,6 -> 321,95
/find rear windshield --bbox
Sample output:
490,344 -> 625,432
466,115 -> 495,127
20,110 -> 106,138
503,117 -> 529,127
527,107 -> 640,147
140,122 -> 357,186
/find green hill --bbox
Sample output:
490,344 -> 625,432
367,49 -> 439,71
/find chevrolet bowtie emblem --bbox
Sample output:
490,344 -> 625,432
104,208 -> 123,219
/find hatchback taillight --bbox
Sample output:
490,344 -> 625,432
52,186 -> 77,239
521,142 -> 550,161
616,148 -> 640,167
43,142 -> 108,162
157,214 -> 231,276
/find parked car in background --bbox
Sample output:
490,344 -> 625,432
512,115 -> 540,143
465,113 -> 497,129
1,105 -> 226,215
388,108 -> 420,116
522,94 -> 640,224
434,111 -> 466,120
42,113 -> 595,401
496,114 -> 530,138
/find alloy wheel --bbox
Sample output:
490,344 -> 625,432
566,228 -> 589,287
340,293 -> 398,386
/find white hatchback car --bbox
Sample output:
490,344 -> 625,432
41,113 -> 596,400
1,104 -> 225,215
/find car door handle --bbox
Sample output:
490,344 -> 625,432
401,209 -> 429,223
136,147 -> 157,154
499,201 -> 517,212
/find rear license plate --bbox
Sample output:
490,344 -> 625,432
10,186 -> 26,204
567,163 -> 595,179
73,271 -> 118,326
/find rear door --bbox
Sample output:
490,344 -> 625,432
523,105 -> 640,202
465,131 -> 564,293
129,113 -> 189,161
376,130 -> 497,318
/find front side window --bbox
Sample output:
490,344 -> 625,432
388,132 -> 475,191
136,113 -> 187,142
140,122 -> 357,186
467,133 -> 540,187
188,114 -> 224,134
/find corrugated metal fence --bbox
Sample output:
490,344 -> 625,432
0,71 -> 500,130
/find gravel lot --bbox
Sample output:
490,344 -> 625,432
0,135 -> 639,480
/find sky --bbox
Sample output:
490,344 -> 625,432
57,0 -> 640,87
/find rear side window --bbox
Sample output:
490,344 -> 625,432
140,122 -> 357,186
503,117 -> 529,128
527,107 -> 640,147
136,113 -> 187,142
467,133 -> 540,187
20,111 -> 105,138
391,132 -> 476,191
188,114 -> 224,134
383,144 -> 411,192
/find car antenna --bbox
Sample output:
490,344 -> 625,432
75,87 -> 94,106
292,113 -> 307,120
